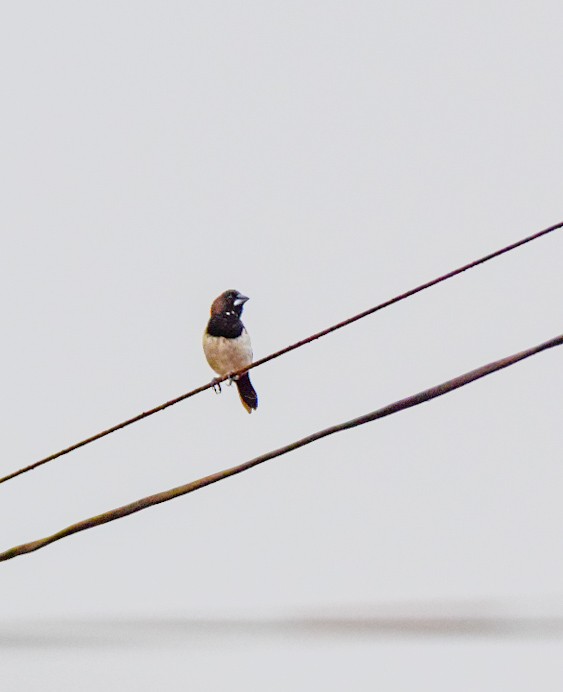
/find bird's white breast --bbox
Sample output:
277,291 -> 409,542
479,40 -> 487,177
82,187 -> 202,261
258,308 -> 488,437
203,329 -> 253,376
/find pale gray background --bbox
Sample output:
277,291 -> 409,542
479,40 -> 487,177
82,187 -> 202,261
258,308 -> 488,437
1,1 -> 562,689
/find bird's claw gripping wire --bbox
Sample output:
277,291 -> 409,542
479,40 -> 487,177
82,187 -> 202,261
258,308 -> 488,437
226,372 -> 239,387
211,373 -> 239,394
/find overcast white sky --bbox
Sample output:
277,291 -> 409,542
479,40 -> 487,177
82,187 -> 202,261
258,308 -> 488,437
0,1 -> 562,689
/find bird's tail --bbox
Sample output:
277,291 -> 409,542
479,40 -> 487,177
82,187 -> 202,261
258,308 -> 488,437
236,373 -> 258,413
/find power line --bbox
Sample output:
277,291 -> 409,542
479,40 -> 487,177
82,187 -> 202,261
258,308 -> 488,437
1,333 -> 560,562
0,219 -> 560,487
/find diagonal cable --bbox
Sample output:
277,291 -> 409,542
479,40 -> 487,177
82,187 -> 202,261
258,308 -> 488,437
0,220 -> 560,487
0,333 -> 561,562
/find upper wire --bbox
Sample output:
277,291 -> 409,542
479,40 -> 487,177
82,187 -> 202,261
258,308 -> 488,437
0,219 -> 560,486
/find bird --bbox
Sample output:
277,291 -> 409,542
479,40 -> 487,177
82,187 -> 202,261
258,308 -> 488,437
203,289 -> 258,413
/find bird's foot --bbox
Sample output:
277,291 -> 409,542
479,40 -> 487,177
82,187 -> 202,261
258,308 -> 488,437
211,378 -> 222,394
226,372 -> 239,386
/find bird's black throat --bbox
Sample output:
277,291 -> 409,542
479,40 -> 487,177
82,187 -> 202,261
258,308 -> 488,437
206,313 -> 244,339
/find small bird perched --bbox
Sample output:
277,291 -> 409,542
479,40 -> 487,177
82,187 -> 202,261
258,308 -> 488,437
203,289 -> 258,413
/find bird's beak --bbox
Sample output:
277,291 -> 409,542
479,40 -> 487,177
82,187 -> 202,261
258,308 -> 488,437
234,293 -> 249,306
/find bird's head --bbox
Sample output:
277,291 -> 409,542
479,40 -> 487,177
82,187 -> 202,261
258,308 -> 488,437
210,289 -> 249,317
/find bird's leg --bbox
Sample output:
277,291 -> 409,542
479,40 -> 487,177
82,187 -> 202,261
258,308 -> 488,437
211,377 -> 222,394
226,371 -> 240,386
